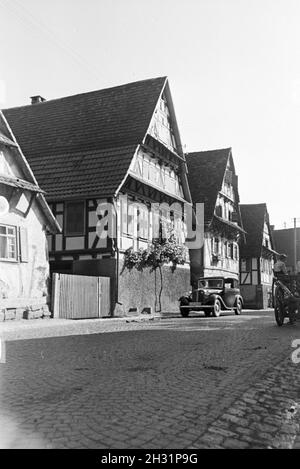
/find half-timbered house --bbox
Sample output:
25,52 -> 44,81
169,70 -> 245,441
240,203 -> 276,308
186,148 -> 244,285
4,77 -> 192,315
0,111 -> 59,320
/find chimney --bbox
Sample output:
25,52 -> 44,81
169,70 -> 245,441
30,95 -> 46,105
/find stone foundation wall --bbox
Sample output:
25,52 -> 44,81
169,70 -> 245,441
118,262 -> 191,315
0,299 -> 51,322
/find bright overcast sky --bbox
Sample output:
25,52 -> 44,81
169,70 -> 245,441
0,0 -> 299,229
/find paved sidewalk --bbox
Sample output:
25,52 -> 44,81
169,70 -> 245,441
0,309 -> 268,342
161,308 -> 273,319
0,314 -> 161,342
0,309 -> 270,342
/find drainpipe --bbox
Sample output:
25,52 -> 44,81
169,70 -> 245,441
112,197 -> 119,306
294,218 -> 297,274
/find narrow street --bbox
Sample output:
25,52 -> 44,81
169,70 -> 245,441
0,310 -> 299,449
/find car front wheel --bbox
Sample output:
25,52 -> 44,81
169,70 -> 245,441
212,299 -> 221,317
235,299 -> 242,315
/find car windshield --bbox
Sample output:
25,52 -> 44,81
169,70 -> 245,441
198,278 -> 223,289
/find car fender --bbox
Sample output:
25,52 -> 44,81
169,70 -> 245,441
211,294 -> 234,310
208,294 -> 226,308
216,295 -> 229,309
179,295 -> 191,304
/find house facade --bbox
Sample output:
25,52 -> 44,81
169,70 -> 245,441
0,111 -> 59,321
4,77 -> 192,315
239,204 -> 276,309
186,148 -> 244,286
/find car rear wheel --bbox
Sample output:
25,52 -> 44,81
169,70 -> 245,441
180,307 -> 190,317
235,299 -> 242,315
212,299 -> 221,317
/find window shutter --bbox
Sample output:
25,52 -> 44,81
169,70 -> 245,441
19,227 -> 29,263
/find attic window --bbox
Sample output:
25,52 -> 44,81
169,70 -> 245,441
224,170 -> 232,185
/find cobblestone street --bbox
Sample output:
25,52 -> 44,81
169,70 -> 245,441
0,310 -> 299,449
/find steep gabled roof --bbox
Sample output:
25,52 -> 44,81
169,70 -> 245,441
240,203 -> 275,257
0,111 -> 60,233
3,77 -> 168,200
186,148 -> 231,222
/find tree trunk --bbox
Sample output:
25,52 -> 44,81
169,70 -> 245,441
158,265 -> 163,312
154,268 -> 158,313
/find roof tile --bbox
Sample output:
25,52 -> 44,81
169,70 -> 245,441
3,77 -> 166,199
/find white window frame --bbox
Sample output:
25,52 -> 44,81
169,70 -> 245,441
0,224 -> 18,262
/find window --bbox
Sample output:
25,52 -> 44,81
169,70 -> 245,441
0,224 -> 17,260
127,203 -> 134,236
227,242 -> 232,258
121,198 -> 135,237
160,207 -> 170,240
214,237 -> 220,255
143,158 -> 150,180
199,278 -> 223,289
215,205 -> 223,217
138,205 -> 149,239
65,201 -> 85,236
241,258 -> 251,271
224,241 -> 228,258
234,244 -> 238,260
152,209 -> 160,239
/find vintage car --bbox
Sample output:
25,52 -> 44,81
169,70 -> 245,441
179,277 -> 243,317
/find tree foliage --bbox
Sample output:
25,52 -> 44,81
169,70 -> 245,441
123,234 -> 187,273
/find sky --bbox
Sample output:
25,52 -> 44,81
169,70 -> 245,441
0,0 -> 299,229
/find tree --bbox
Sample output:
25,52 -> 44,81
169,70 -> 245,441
122,233 -> 187,312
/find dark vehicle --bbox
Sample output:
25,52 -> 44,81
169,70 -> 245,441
179,277 -> 243,318
273,273 -> 300,326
